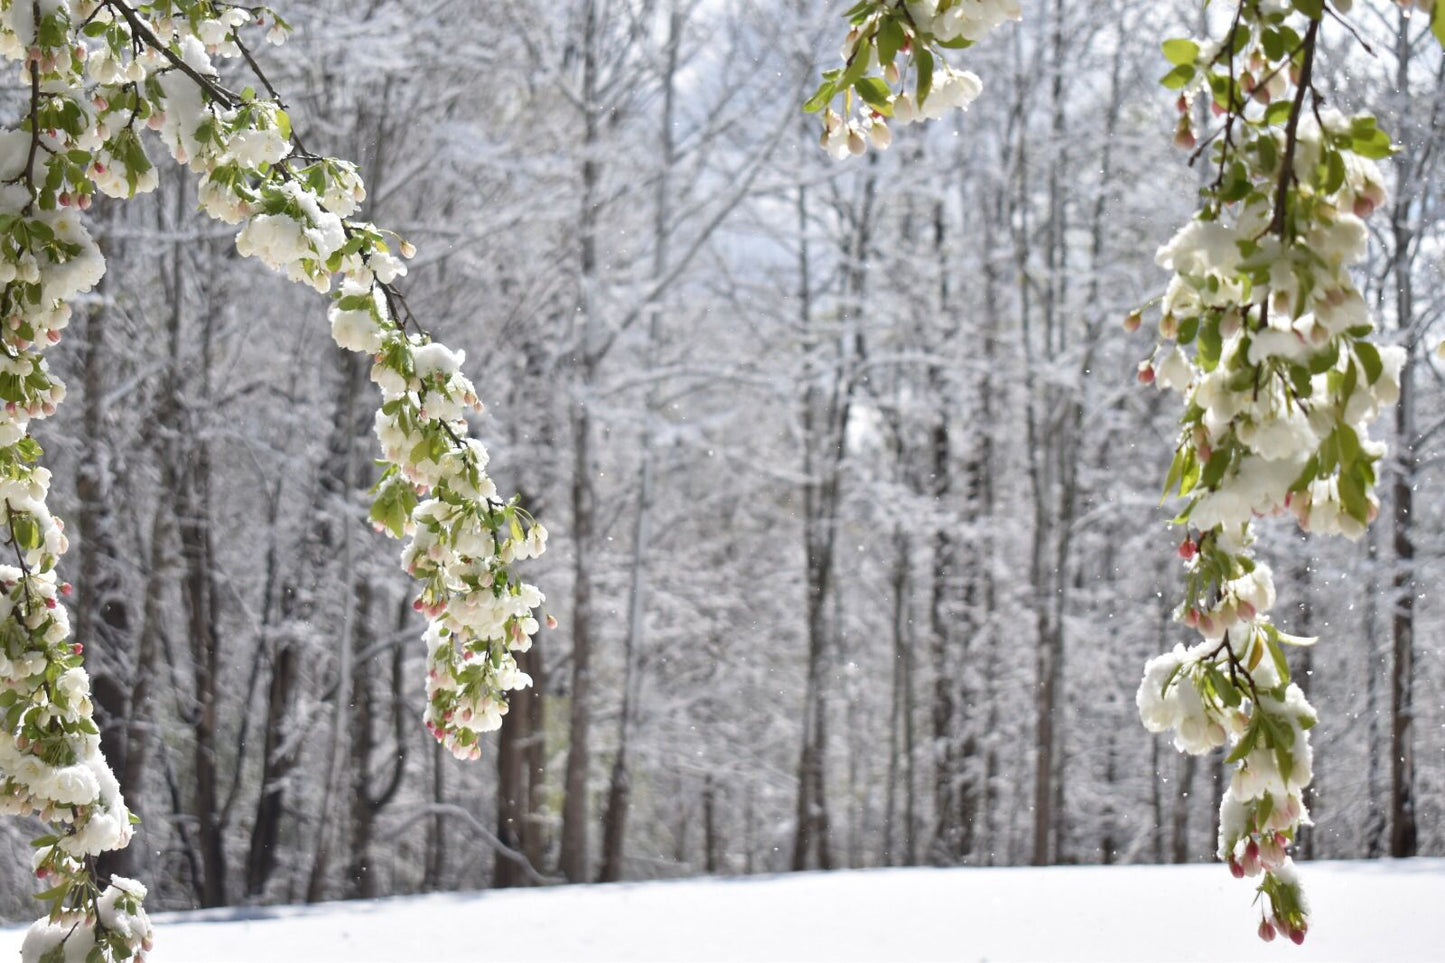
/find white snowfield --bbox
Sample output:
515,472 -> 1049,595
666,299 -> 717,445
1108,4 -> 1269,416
3,859 -> 1442,962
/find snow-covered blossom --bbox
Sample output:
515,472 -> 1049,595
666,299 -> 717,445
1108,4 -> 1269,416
809,0 -> 1018,157
1133,3 -> 1408,940
0,1 -> 544,957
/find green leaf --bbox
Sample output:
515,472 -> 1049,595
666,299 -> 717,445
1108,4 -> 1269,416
1257,792 -> 1275,829
1227,716 -> 1260,764
1263,100 -> 1293,127
802,81 -> 835,114
1355,341 -> 1383,385
853,76 -> 893,113
1162,447 -> 1187,503
1162,38 -> 1200,66
877,18 -> 905,66
1200,446 -> 1232,490
1435,0 -> 1445,49
1160,64 -> 1195,90
915,48 -> 934,105
1264,631 -> 1290,685
1338,465 -> 1370,524
1197,315 -> 1223,371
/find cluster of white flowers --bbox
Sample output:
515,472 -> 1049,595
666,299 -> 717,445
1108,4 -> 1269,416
0,0 -> 545,957
1134,6 -> 1410,943
21,876 -> 152,963
810,0 -> 1018,159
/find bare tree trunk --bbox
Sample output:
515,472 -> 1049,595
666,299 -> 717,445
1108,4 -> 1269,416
703,776 -> 720,875
1171,756 -> 1196,863
1387,15 -> 1417,858
559,0 -> 603,884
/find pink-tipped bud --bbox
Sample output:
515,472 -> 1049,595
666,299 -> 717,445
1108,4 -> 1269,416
78,194 -> 91,211
72,643 -> 82,656
1174,122 -> 1196,150
545,614 -> 558,630
1289,927 -> 1306,946
412,598 -> 425,611
46,330 -> 60,344
1123,311 -> 1142,333
1229,857 -> 1245,879
1137,363 -> 1155,385
1237,600 -> 1257,621
1258,920 -> 1277,943
59,582 -> 72,596
43,597 -> 56,610
1178,539 -> 1197,561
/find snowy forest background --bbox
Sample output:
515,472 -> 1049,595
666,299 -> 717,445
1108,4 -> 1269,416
0,0 -> 1440,914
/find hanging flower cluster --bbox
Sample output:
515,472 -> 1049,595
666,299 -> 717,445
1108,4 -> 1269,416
806,0 -> 1020,158
0,0 -> 545,958
1130,0 -> 1420,944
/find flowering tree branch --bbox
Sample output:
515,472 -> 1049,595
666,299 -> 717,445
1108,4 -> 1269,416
816,0 -> 1445,945
0,1 -> 549,958
807,0 -> 1020,158
1132,0 -> 1426,945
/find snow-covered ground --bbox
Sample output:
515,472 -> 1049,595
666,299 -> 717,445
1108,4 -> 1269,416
3,859 -> 1442,961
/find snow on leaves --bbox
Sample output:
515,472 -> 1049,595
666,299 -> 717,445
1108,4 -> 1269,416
0,0 -> 546,959
807,0 -> 1020,158
1131,0 -> 1431,945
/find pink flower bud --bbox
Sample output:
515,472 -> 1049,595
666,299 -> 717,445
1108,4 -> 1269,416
1258,920 -> 1277,942
1122,311 -> 1142,333
413,598 -> 424,611
545,614 -> 558,630
72,643 -> 82,655
1137,363 -> 1155,385
46,330 -> 60,344
60,582 -> 72,596
1237,601 -> 1256,621
1228,857 -> 1245,879
1289,927 -> 1306,946
44,597 -> 56,610
1178,539 -> 1197,561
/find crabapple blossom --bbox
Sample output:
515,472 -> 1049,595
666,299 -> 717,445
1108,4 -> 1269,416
0,1 -> 545,958
1131,1 -> 1418,940
807,0 -> 1017,159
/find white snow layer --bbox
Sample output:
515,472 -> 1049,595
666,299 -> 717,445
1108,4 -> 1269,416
3,859 -> 1442,961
